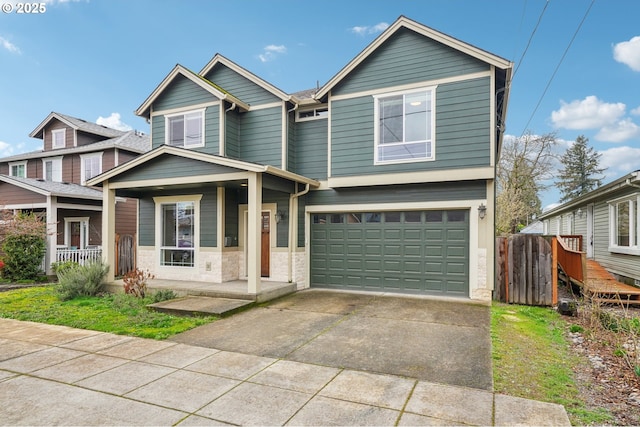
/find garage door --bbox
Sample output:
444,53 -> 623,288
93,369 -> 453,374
310,210 -> 469,296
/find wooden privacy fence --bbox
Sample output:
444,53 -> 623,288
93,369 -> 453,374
115,234 -> 136,276
495,234 -> 556,306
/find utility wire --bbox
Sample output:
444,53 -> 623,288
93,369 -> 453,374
520,0 -> 596,136
512,0 -> 549,81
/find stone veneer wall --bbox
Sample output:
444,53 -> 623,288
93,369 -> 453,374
471,248 -> 491,301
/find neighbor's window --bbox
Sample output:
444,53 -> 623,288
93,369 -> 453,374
166,110 -> 204,148
161,201 -> 195,267
43,157 -> 62,182
609,196 -> 639,254
374,87 -> 435,163
52,129 -> 66,149
80,153 -> 102,184
9,161 -> 26,178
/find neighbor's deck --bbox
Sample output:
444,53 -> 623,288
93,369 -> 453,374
583,260 -> 640,305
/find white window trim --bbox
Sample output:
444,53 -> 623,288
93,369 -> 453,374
164,108 -> 206,148
52,129 -> 66,149
608,194 -> 640,256
63,217 -> 90,249
296,105 -> 329,122
154,194 -> 202,269
80,152 -> 103,185
8,161 -> 27,178
373,86 -> 437,165
41,156 -> 63,182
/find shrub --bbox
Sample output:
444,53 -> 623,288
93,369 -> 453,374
56,260 -> 109,301
152,289 -> 177,303
52,260 -> 79,276
0,211 -> 47,281
123,268 -> 154,298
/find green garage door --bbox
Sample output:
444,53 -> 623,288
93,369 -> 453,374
310,210 -> 469,296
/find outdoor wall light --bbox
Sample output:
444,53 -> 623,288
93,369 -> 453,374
577,208 -> 583,218
275,210 -> 286,224
478,203 -> 487,219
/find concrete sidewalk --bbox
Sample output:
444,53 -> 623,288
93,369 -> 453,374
0,318 -> 570,426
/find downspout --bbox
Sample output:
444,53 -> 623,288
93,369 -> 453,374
288,182 -> 310,283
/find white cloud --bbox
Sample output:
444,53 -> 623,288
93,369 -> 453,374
613,35 -> 640,72
600,146 -> 640,175
551,96 -> 626,130
96,113 -> 132,131
631,106 -> 640,116
350,22 -> 389,36
595,118 -> 640,142
0,141 -> 12,157
0,36 -> 20,54
258,44 -> 287,63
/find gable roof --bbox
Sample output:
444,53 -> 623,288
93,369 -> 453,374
199,54 -> 291,102
0,175 -> 103,200
539,170 -> 640,219
135,64 -> 250,118
87,145 -> 319,188
29,112 -> 126,140
315,15 -> 513,100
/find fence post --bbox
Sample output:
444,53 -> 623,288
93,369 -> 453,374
551,237 -> 558,305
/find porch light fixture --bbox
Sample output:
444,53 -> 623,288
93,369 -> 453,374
275,210 -> 286,224
478,203 -> 487,220
577,208 -> 583,218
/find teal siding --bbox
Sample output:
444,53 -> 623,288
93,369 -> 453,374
204,64 -> 281,105
139,197 -> 155,246
331,77 -> 491,177
154,74 -> 219,111
225,110 -> 240,159
224,188 -> 239,247
333,27 -> 488,96
113,155 -> 240,183
151,116 -> 164,149
294,118 -> 328,180
239,107 -> 282,167
151,106 -> 219,153
305,181 -> 486,206
200,191 -> 217,247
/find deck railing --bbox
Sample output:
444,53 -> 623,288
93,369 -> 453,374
554,235 -> 586,284
55,247 -> 102,266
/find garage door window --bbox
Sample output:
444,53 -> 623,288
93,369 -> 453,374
365,213 -> 381,223
312,214 -> 326,224
330,214 -> 344,224
426,211 -> 443,222
447,211 -> 466,222
385,212 -> 401,222
405,211 -> 421,223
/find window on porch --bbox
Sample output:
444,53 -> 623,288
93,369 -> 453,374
161,201 -> 195,267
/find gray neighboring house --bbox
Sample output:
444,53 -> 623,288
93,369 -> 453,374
89,16 -> 513,301
539,170 -> 640,286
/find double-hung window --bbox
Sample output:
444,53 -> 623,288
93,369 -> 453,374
609,195 -> 639,255
158,200 -> 197,267
42,157 -> 62,182
166,109 -> 204,148
80,153 -> 102,184
52,129 -> 66,149
374,87 -> 435,164
9,161 -> 26,178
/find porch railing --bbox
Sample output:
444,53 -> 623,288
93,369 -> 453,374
55,247 -> 102,266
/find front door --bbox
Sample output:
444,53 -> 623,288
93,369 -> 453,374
261,211 -> 270,277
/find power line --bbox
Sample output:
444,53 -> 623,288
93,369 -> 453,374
512,0 -> 549,81
519,0 -> 596,136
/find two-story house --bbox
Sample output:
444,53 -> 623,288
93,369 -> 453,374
0,112 -> 149,274
89,16 -> 512,301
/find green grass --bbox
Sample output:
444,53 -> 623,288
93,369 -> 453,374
491,302 -> 613,425
0,285 -> 216,339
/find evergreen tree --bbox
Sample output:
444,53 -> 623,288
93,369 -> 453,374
556,135 -> 606,202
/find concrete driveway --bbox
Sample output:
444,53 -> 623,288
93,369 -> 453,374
170,289 -> 493,391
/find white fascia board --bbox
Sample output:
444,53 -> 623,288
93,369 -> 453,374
327,167 -> 494,188
28,112 -> 77,138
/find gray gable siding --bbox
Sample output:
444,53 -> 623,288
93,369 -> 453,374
238,107 -> 282,167
331,77 -> 490,177
293,118 -> 328,180
333,27 -> 489,96
151,106 -> 220,153
204,64 -> 281,105
112,155 -> 241,183
154,74 -> 219,111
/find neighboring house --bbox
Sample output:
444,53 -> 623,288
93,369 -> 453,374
519,220 -> 543,234
539,170 -> 640,286
89,16 -> 513,301
0,112 -> 150,274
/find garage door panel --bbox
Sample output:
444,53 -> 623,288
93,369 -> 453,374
403,229 -> 422,240
365,245 -> 382,256
385,244 -> 401,256
425,229 -> 444,241
364,259 -> 382,272
346,244 -> 362,255
384,229 -> 402,240
346,259 -> 363,270
404,245 -> 422,257
329,229 -> 345,240
365,229 -> 382,239
347,229 -> 364,239
425,246 -> 443,257
447,245 -> 466,257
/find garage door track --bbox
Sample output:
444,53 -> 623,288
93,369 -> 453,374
170,289 -> 493,391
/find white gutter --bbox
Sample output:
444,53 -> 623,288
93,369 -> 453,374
288,182 -> 310,282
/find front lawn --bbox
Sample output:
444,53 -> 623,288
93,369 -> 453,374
0,285 -> 216,339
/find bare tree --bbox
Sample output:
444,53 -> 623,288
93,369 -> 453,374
496,132 -> 558,235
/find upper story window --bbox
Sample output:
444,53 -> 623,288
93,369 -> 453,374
165,109 -> 204,148
296,106 -> 328,122
9,161 -> 26,178
42,157 -> 62,182
51,129 -> 66,149
374,87 -> 436,164
609,194 -> 639,255
80,152 -> 102,184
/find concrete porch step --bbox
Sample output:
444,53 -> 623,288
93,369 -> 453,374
147,296 -> 255,317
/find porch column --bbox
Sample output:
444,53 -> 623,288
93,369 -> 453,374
102,181 -> 116,283
45,196 -> 57,275
247,173 -> 262,294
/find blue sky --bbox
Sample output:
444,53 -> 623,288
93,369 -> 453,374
1,0 -> 639,209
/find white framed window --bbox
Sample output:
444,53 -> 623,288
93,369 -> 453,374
9,161 -> 27,178
296,106 -> 328,122
80,152 -> 103,184
154,195 -> 202,268
52,129 -> 66,149
42,157 -> 63,182
165,109 -> 204,148
609,194 -> 639,255
374,87 -> 436,164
